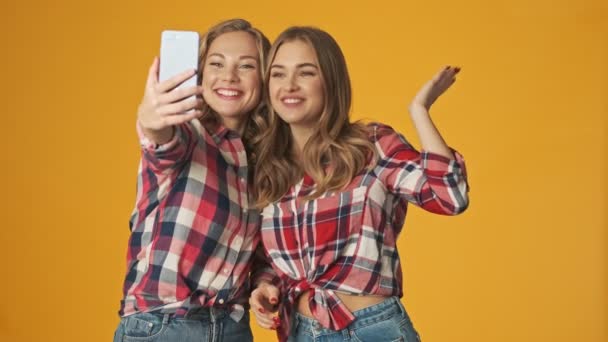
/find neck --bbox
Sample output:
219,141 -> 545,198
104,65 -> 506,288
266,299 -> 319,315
221,116 -> 246,135
290,124 -> 315,160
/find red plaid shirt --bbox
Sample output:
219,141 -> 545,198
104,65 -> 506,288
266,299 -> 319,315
119,119 -> 259,319
258,123 -> 470,341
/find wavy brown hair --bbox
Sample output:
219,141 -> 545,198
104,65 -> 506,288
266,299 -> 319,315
252,26 -> 376,208
197,18 -> 270,163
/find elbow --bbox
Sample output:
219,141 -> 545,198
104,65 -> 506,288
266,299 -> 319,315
422,193 -> 469,216
450,192 -> 469,215
433,191 -> 469,216
452,200 -> 469,215
419,181 -> 470,215
449,179 -> 470,215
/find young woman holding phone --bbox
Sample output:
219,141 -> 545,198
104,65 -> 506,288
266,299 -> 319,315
114,19 -> 270,342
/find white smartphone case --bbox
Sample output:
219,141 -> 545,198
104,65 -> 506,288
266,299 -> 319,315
159,30 -> 200,94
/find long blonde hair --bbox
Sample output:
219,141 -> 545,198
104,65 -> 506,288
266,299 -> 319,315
197,19 -> 270,161
253,26 -> 376,208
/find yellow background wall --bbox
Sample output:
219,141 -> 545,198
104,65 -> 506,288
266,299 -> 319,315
0,0 -> 605,341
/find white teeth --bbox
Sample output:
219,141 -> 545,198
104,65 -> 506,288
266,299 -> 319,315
283,98 -> 302,104
217,89 -> 239,97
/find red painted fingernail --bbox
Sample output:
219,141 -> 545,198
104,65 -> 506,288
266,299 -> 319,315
270,297 -> 278,304
259,308 -> 265,313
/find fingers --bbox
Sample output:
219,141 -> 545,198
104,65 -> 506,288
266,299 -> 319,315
159,85 -> 204,105
160,110 -> 203,126
156,97 -> 203,116
138,87 -> 202,131
265,285 -> 280,306
442,65 -> 461,73
428,65 -> 460,94
249,288 -> 278,313
249,288 -> 280,330
252,310 -> 276,329
156,68 -> 197,93
437,65 -> 461,82
139,58 -> 202,130
145,57 -> 160,89
446,66 -> 461,82
409,65 -> 462,111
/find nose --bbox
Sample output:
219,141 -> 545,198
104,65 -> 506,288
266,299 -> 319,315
221,66 -> 238,82
285,74 -> 299,91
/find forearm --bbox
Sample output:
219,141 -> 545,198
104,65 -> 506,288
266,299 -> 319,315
409,105 -> 455,159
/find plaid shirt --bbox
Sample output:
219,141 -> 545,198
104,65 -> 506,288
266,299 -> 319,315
119,119 -> 259,319
258,123 -> 470,341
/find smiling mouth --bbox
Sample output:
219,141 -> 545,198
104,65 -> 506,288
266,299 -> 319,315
215,89 -> 243,99
281,97 -> 304,105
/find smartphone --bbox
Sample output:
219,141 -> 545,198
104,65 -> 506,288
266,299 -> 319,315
159,30 -> 200,103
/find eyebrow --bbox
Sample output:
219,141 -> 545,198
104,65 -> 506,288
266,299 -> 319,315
207,53 -> 258,61
270,63 -> 319,70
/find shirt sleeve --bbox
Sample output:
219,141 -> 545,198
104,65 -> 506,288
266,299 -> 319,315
136,120 -> 198,175
128,121 -> 199,232
371,123 -> 470,215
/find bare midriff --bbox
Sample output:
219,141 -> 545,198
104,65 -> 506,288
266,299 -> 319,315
296,290 -> 389,318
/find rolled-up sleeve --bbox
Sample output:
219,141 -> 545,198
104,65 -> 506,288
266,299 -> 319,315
136,121 -> 197,174
372,123 -> 469,215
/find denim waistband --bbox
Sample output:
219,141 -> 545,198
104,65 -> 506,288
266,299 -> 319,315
125,305 -> 239,324
292,296 -> 410,335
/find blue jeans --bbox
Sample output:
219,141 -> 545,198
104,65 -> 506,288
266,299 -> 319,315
113,307 -> 253,342
288,297 -> 421,342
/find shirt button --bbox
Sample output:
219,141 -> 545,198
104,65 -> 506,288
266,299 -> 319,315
240,178 -> 246,184
242,208 -> 248,214
218,299 -> 225,304
223,268 -> 229,274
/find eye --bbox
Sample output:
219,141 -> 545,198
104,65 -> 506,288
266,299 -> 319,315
270,72 -> 285,78
209,62 -> 222,68
240,64 -> 256,70
300,71 -> 316,77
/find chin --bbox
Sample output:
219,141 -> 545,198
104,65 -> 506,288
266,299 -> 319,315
217,112 -> 242,119
217,109 -> 249,119
278,113 -> 304,125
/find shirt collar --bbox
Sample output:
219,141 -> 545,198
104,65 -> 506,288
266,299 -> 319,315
205,121 -> 241,144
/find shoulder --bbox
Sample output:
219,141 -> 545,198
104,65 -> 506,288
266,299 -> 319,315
365,122 -> 411,150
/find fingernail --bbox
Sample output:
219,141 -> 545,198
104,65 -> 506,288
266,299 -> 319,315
270,297 -> 278,304
273,316 -> 280,323
259,308 -> 265,313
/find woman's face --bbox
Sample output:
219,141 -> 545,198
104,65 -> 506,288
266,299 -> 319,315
202,31 -> 261,124
268,40 -> 325,130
